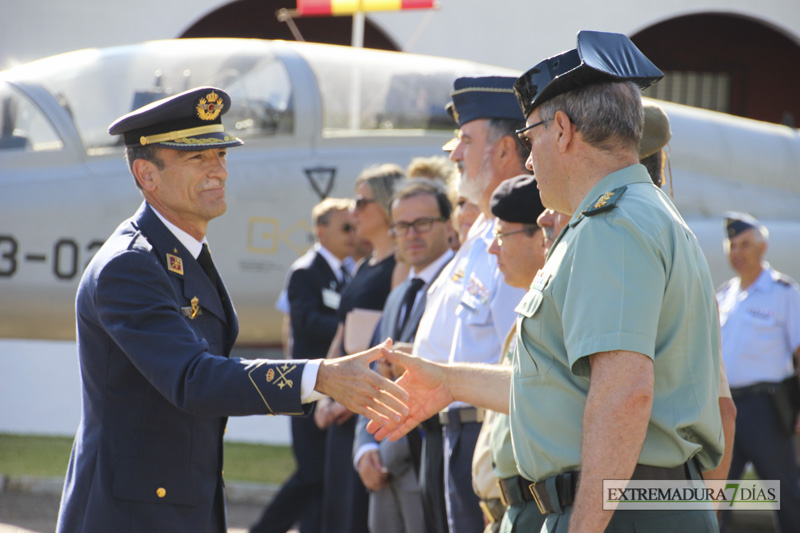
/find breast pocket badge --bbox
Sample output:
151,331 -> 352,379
181,296 -> 202,319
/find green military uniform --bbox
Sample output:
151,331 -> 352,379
510,164 -> 724,529
490,332 -> 546,533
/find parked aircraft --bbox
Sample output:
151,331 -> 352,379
2,38 -> 799,347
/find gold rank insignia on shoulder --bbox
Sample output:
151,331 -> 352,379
167,253 -> 184,275
182,296 -> 202,319
583,185 -> 627,217
594,191 -> 615,208
196,91 -> 224,121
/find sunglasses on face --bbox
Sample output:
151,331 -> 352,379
515,120 -> 547,151
390,217 -> 446,237
355,195 -> 376,211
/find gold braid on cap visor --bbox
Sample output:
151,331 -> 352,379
139,124 -> 225,146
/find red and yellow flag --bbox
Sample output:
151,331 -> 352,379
297,0 -> 435,16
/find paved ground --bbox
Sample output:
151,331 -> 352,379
0,475 -> 775,533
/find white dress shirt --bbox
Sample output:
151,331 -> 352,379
413,215 -> 525,408
717,263 -> 800,388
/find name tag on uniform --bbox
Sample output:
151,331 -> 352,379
322,288 -> 341,310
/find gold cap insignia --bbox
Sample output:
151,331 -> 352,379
266,368 -> 275,382
196,91 -> 224,121
167,253 -> 184,275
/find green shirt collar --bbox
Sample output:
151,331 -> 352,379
569,164 -> 651,227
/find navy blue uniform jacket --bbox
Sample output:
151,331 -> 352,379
57,203 -> 309,532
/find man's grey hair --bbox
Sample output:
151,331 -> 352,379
485,117 -> 531,173
125,145 -> 164,190
537,81 -> 644,154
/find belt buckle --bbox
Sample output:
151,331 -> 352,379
496,479 -> 508,508
478,500 -> 497,524
528,481 -> 547,515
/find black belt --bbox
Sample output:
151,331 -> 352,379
497,475 -> 531,507
730,381 -> 781,400
521,462 -> 693,514
438,406 -> 485,426
478,498 -> 505,524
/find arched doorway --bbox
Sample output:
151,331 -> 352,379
632,13 -> 800,126
180,0 -> 400,51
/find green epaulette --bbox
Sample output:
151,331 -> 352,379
583,185 -> 627,217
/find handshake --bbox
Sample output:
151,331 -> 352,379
315,339 -> 511,441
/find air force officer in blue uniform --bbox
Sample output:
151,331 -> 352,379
56,87 -> 407,533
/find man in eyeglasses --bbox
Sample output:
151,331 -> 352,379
251,198 -> 356,533
408,76 -> 530,533
353,178 -> 455,533
471,174 -> 550,533
370,32 -> 724,533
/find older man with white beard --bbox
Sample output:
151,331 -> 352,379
410,76 -> 530,533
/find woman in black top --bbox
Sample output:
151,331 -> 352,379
316,164 -> 405,533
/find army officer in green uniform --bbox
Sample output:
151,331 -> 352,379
368,31 -> 724,533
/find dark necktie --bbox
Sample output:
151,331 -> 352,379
395,277 -> 425,339
197,243 -> 218,285
339,265 -> 351,291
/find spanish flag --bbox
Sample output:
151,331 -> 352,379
297,0 -> 435,16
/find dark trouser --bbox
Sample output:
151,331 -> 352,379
498,500 -> 546,533
321,416 -> 369,533
250,414 -> 327,533
443,417 -> 483,533
721,392 -> 800,533
544,507 -> 718,532
420,416 -> 448,533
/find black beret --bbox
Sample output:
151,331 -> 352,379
725,212 -> 763,239
448,76 -> 524,127
490,175 -> 545,225
513,31 -> 663,118
108,86 -> 243,150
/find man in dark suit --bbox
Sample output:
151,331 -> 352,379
251,198 -> 356,533
353,179 -> 455,533
56,86 -> 407,533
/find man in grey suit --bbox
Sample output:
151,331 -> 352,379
353,179 -> 455,533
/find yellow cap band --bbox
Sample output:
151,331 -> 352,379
139,124 -> 225,146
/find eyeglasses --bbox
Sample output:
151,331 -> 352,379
341,223 -> 356,233
515,120 -> 547,151
391,217 -> 446,237
355,195 -> 376,211
492,226 -> 538,246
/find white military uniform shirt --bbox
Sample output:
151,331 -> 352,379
413,214 -> 525,407
717,263 -> 800,388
